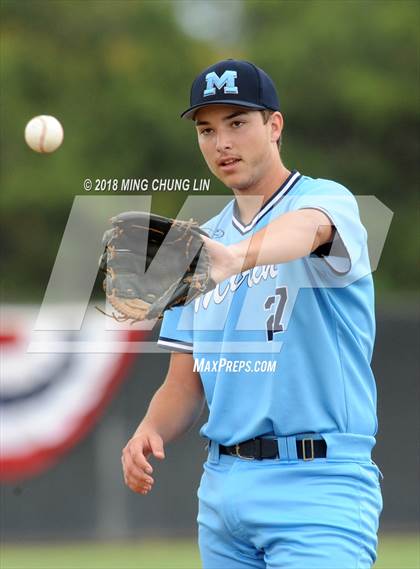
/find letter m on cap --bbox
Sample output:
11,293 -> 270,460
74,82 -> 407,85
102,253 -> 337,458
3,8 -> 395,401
203,70 -> 238,97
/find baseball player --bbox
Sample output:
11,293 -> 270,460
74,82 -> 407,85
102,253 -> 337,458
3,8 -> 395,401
122,59 -> 383,568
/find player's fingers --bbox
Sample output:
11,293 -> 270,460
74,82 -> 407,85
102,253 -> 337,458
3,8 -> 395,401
122,453 -> 154,485
126,474 -> 153,495
127,471 -> 153,490
122,451 -> 153,495
148,433 -> 165,460
130,450 -> 154,474
121,454 -> 128,484
126,479 -> 153,494
127,474 -> 152,491
124,439 -> 154,474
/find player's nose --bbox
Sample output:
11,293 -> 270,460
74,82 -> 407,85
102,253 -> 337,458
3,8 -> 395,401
215,131 -> 233,153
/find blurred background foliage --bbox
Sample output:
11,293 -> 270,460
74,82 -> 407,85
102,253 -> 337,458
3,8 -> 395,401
1,0 -> 418,300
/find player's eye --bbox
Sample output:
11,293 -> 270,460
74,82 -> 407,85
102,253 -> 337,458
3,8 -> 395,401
199,128 -> 213,136
231,120 -> 245,129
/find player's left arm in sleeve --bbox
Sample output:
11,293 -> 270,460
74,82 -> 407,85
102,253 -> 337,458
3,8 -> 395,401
205,185 -> 366,282
158,302 -> 195,354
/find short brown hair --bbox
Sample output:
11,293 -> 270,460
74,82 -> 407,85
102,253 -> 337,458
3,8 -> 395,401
260,110 -> 282,149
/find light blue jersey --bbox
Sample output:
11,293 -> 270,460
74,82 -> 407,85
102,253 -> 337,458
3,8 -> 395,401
158,170 -> 377,448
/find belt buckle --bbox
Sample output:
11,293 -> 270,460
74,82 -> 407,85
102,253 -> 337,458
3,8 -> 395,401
302,438 -> 315,461
235,443 -> 255,460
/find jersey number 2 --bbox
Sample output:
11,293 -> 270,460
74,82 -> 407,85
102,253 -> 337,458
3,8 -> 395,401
265,287 -> 288,342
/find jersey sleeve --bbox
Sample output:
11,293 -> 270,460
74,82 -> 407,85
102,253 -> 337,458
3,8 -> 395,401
290,181 -> 369,278
157,303 -> 194,353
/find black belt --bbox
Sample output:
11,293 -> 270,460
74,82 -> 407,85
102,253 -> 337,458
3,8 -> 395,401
219,437 -> 327,461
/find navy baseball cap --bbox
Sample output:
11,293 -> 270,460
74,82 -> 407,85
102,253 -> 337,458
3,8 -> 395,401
181,59 -> 280,120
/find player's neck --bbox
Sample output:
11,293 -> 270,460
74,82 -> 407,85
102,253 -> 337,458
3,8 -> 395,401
233,160 -> 290,226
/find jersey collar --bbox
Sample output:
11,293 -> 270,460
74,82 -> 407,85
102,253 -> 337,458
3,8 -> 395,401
232,170 -> 302,235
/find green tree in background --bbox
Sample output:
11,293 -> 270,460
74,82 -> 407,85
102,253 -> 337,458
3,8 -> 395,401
1,0 -> 418,300
247,0 -> 419,292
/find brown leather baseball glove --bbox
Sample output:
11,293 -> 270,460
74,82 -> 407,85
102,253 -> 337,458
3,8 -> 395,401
99,211 -> 215,323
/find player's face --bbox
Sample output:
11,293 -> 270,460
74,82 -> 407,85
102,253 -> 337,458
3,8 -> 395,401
194,105 -> 280,191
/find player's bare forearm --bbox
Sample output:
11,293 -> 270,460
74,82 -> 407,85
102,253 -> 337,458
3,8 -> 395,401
233,209 -> 333,270
205,209 -> 333,283
122,354 -> 204,495
136,381 -> 204,444
134,353 -> 205,445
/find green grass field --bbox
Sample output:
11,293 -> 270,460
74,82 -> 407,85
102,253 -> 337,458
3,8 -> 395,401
1,534 -> 419,569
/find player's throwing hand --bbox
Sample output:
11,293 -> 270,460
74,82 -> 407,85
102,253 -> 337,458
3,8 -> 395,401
201,236 -> 242,284
121,429 -> 165,495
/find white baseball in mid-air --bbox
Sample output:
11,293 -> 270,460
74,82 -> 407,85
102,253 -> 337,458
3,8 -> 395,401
24,115 -> 64,153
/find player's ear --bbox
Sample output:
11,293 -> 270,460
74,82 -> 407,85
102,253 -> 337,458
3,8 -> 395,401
270,112 -> 283,144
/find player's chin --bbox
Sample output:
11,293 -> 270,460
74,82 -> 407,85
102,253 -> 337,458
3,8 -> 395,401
229,175 -> 256,191
217,170 -> 249,188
